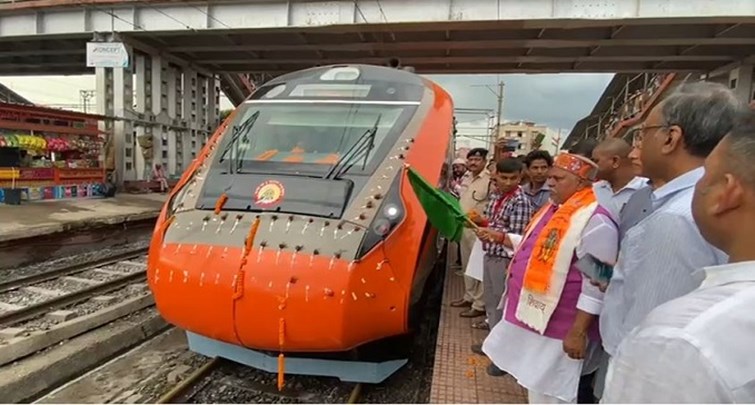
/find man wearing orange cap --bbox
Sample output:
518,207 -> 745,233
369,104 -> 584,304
482,153 -> 619,403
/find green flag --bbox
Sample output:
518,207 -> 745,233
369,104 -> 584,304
405,166 -> 468,242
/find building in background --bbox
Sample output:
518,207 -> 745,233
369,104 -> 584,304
494,121 -> 562,159
455,116 -> 563,162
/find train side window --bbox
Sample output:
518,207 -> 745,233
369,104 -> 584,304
439,162 -> 450,190
438,119 -> 455,190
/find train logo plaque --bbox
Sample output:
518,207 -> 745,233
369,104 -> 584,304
254,180 -> 285,207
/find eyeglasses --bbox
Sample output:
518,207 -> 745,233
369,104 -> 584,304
629,125 -> 668,149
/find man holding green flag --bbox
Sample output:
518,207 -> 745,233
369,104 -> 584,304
453,148 -> 491,318
407,148 -> 491,318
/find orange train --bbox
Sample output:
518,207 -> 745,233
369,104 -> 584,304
147,64 -> 456,383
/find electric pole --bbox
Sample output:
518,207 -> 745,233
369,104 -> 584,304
79,89 -> 95,113
553,129 -> 562,154
495,81 -> 504,135
472,81 -> 505,155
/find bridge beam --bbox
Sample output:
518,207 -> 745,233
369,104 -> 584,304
0,0 -> 752,37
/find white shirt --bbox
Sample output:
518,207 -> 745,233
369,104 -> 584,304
603,261 -> 755,403
592,176 -> 648,221
599,167 -> 728,356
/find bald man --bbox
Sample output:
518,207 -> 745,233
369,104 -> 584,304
590,138 -> 649,220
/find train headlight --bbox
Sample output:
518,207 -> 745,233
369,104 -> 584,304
383,204 -> 401,220
356,174 -> 405,258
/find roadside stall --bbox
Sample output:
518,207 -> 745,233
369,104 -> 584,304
0,102 -> 107,204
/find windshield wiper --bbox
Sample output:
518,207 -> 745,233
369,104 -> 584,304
324,114 -> 382,180
217,110 -> 260,173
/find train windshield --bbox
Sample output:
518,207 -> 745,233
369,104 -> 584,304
213,101 -> 417,177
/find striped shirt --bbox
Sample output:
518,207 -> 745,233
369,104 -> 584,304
481,187 -> 534,258
599,167 -> 728,356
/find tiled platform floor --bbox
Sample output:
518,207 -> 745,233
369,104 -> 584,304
429,262 -> 527,403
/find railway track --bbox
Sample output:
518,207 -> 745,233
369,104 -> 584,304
0,248 -> 165,403
0,247 -> 148,294
0,249 -> 149,327
156,357 -> 364,404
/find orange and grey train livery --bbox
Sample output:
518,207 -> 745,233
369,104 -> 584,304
147,64 -> 455,383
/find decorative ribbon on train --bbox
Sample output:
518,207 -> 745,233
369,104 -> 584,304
278,318 -> 286,391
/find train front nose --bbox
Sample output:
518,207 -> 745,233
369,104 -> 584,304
232,249 -> 406,351
149,220 -> 408,353
150,161 -> 410,352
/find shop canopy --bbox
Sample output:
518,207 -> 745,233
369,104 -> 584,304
0,102 -> 111,136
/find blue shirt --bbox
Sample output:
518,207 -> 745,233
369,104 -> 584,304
593,176 -> 649,222
599,167 -> 728,356
522,182 -> 551,211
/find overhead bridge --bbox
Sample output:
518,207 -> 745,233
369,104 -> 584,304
0,0 -> 753,77
0,0 -> 751,184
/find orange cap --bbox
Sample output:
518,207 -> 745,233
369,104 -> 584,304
554,153 -> 598,181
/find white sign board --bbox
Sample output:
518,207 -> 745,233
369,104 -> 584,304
86,42 -> 129,68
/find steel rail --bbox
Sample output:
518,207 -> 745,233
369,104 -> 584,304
156,358 -> 221,404
155,358 -> 363,404
0,270 -> 147,326
0,248 -> 148,294
347,383 -> 363,404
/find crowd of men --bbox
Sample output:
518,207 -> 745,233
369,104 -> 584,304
446,81 -> 755,403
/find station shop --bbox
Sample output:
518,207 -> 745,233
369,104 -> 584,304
0,103 -> 107,205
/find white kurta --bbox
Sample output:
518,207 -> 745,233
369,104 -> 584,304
482,214 -> 617,403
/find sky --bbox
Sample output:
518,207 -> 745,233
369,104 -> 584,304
1,72 -> 613,134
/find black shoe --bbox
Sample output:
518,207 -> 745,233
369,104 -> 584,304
470,344 -> 484,355
487,363 -> 506,377
459,308 -> 486,318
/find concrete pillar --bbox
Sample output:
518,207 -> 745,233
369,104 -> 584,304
95,66 -> 114,181
729,64 -> 754,104
197,74 -> 208,148
206,74 -> 219,133
165,66 -> 178,176
151,55 -> 168,174
112,45 -> 135,183
134,53 -> 148,180
182,69 -> 198,166
173,68 -> 185,173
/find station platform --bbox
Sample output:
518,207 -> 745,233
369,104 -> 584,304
0,193 -> 167,243
429,263 -> 526,404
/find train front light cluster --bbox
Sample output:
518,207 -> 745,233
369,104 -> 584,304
357,175 -> 405,258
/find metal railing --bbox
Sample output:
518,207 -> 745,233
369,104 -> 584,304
580,72 -> 675,142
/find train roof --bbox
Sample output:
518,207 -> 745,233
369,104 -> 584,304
249,64 -> 428,103
264,64 -> 425,88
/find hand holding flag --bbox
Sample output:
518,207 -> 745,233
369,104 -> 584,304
405,165 -> 478,243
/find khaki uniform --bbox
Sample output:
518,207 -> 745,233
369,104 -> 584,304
457,170 -> 490,311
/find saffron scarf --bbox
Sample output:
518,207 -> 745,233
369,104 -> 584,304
513,186 -> 598,334
524,187 -> 597,292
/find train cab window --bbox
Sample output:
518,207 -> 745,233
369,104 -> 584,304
214,101 -> 416,176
